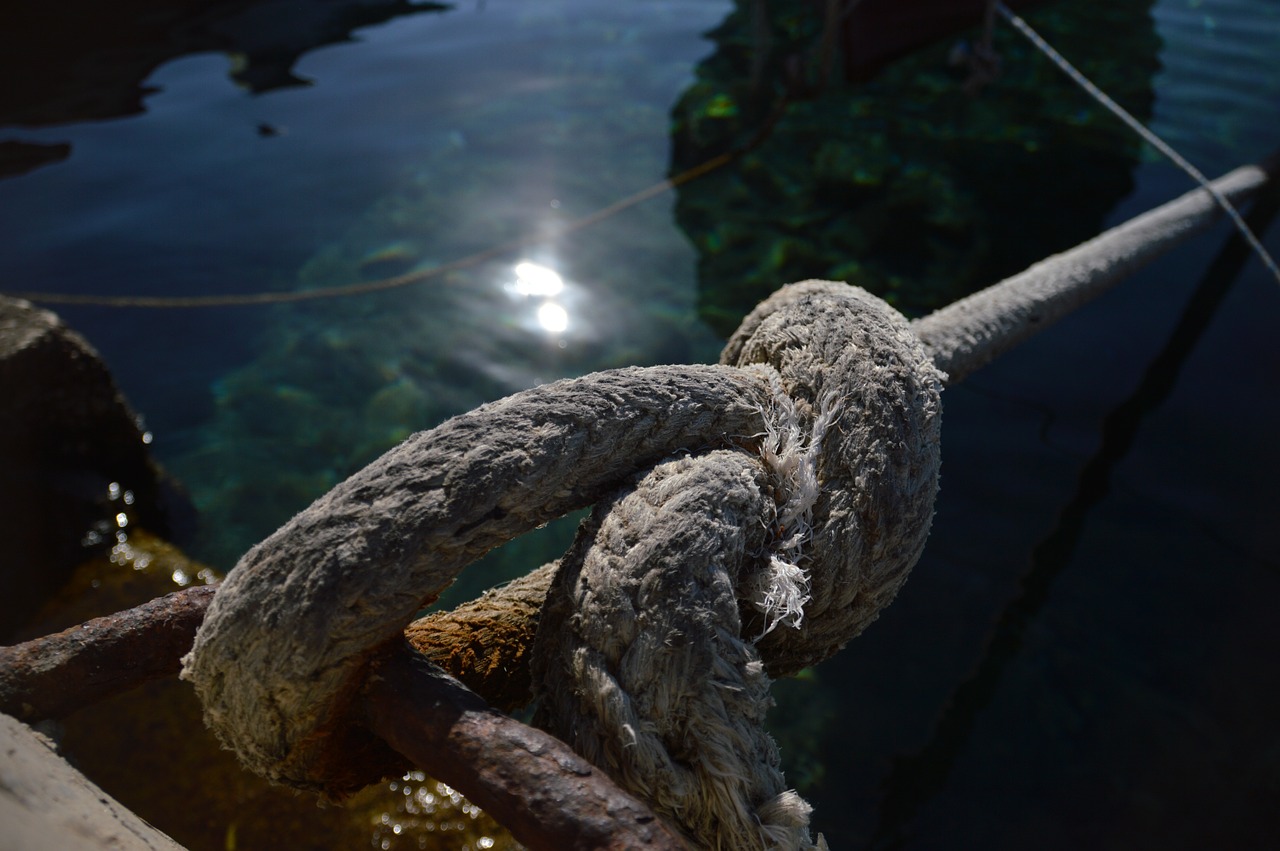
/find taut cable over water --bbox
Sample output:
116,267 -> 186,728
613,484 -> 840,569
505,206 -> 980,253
992,1 -> 1280,288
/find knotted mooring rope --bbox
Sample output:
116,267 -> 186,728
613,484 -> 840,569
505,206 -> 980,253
530,283 -> 941,850
181,159 -> 1273,849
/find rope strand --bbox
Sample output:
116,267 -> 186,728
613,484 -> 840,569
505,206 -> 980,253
0,152 -> 735,309
994,2 -> 1280,286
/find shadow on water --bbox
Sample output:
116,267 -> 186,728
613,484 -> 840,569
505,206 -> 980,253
0,0 -> 450,176
869,161 -> 1280,851
670,0 -> 1159,333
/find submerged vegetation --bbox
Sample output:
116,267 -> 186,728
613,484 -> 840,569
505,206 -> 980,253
672,0 -> 1160,333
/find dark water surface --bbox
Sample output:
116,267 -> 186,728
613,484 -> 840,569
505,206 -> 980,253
2,0 -> 1278,848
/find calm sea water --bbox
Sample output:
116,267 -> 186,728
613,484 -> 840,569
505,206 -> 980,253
1,0 -> 1278,847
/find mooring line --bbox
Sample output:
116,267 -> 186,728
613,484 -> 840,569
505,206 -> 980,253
0,149 -> 738,309
869,168 -> 1280,851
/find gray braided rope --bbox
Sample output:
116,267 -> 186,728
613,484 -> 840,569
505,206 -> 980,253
181,364 -> 780,792
532,450 -> 809,850
532,283 -> 943,849
914,161 -> 1271,384
182,157 -> 1271,846
181,281 -> 943,849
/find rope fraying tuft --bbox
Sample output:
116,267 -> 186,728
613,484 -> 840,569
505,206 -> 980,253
747,372 -> 842,637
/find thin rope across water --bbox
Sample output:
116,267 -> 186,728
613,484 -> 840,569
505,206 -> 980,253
7,11 -> 1274,310
1,151 -> 735,309
994,1 -> 1280,287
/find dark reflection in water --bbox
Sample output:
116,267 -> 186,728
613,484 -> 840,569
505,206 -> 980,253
671,0 -> 1158,332
0,139 -> 70,179
871,172 -> 1280,851
0,0 -> 449,173
839,0 -> 1048,82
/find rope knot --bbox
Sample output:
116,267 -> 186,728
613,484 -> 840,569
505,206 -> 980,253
181,280 -> 943,849
532,282 -> 943,848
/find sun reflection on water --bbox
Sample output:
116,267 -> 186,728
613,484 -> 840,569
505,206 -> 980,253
511,260 -> 564,297
536,301 -> 569,334
505,259 -> 574,338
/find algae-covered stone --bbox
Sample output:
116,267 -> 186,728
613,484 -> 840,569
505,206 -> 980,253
0,296 -> 191,640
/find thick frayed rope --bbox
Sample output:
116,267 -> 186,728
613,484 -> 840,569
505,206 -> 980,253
182,280 -> 948,846
178,153 -> 1269,842
723,282 -> 944,679
532,282 -> 943,849
532,450 -> 817,850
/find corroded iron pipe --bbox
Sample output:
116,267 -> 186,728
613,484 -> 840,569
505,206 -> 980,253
363,643 -> 691,850
0,586 -> 687,851
0,584 -> 217,721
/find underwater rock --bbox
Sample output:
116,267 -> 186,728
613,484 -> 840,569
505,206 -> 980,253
0,296 -> 191,640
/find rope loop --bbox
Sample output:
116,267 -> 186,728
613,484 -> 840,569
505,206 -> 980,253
181,281 -> 943,847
